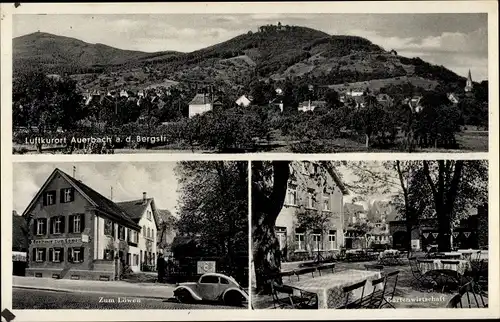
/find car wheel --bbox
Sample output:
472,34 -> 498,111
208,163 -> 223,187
175,289 -> 193,303
224,291 -> 243,307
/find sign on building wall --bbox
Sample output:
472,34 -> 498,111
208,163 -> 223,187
197,261 -> 216,274
31,238 -> 82,245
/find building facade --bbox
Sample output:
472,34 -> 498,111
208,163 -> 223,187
23,168 -> 159,280
188,93 -> 214,118
275,161 -> 348,262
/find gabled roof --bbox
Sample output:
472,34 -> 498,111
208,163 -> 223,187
116,198 -> 160,230
189,93 -> 212,105
22,168 -> 140,230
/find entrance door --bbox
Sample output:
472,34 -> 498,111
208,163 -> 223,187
345,238 -> 353,249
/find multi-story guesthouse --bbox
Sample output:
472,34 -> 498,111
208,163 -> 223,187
275,161 -> 348,262
22,168 -> 159,280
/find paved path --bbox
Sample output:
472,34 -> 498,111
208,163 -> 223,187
13,289 -> 243,310
13,276 -> 174,300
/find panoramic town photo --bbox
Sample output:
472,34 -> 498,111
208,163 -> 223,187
12,13 -> 488,154
12,161 -> 249,309
251,160 -> 489,309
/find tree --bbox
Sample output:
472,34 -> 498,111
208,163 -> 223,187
342,160 -> 488,252
12,71 -> 86,152
324,90 -> 342,109
252,161 -> 290,293
352,96 -> 385,148
157,209 -> 177,251
175,161 -> 248,280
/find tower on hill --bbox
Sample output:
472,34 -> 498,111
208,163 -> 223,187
465,69 -> 473,92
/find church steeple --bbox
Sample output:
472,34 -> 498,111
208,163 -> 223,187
465,69 -> 473,92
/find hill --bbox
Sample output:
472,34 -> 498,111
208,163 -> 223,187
13,25 -> 469,93
13,32 -> 181,75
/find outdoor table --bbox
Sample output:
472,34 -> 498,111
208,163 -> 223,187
287,269 -> 382,309
441,252 -> 463,259
378,249 -> 400,259
418,259 -> 471,276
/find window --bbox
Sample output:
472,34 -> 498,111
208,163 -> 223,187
35,248 -> 46,262
143,225 -> 146,237
118,226 -> 125,240
127,253 -> 131,266
49,248 -> 63,263
51,216 -> 63,234
104,219 -> 113,236
43,191 -> 56,206
200,275 -> 219,284
147,228 -> 151,239
307,190 -> 315,209
134,230 -> 139,243
69,214 -> 84,233
36,218 -> 47,235
70,247 -> 84,263
151,229 -> 155,240
133,254 -> 139,266
147,210 -> 152,221
220,277 -> 230,284
60,188 -> 74,203
73,215 -> 81,233
276,227 -> 287,251
323,194 -> 331,211
312,231 -> 322,250
328,230 -> 337,250
287,184 -> 297,206
295,229 -> 305,251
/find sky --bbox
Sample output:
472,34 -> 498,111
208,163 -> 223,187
13,13 -> 488,80
13,162 -> 180,217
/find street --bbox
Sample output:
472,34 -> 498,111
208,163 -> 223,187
13,288 -> 245,310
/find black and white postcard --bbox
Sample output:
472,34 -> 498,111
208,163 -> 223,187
1,1 -> 498,322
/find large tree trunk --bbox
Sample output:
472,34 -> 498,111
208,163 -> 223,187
252,161 -> 290,294
423,160 -> 464,252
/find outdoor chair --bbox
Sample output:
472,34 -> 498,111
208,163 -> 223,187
446,281 -> 487,308
380,270 -> 399,308
295,267 -> 316,281
317,263 -> 335,276
358,276 -> 386,309
338,279 -> 367,309
271,281 -> 314,309
408,257 -> 438,291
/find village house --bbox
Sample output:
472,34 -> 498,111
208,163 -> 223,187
275,161 -> 348,262
343,203 -> 368,249
387,204 -> 488,251
447,93 -> 460,105
345,88 -> 365,97
269,97 -> 284,113
188,93 -> 222,118
403,96 -> 424,113
298,100 -> 327,112
23,168 -> 159,280
376,93 -> 394,107
235,95 -> 252,107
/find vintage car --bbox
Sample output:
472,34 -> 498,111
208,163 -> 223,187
173,273 -> 248,307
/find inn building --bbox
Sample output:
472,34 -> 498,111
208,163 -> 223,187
275,161 -> 348,262
23,168 -> 159,280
